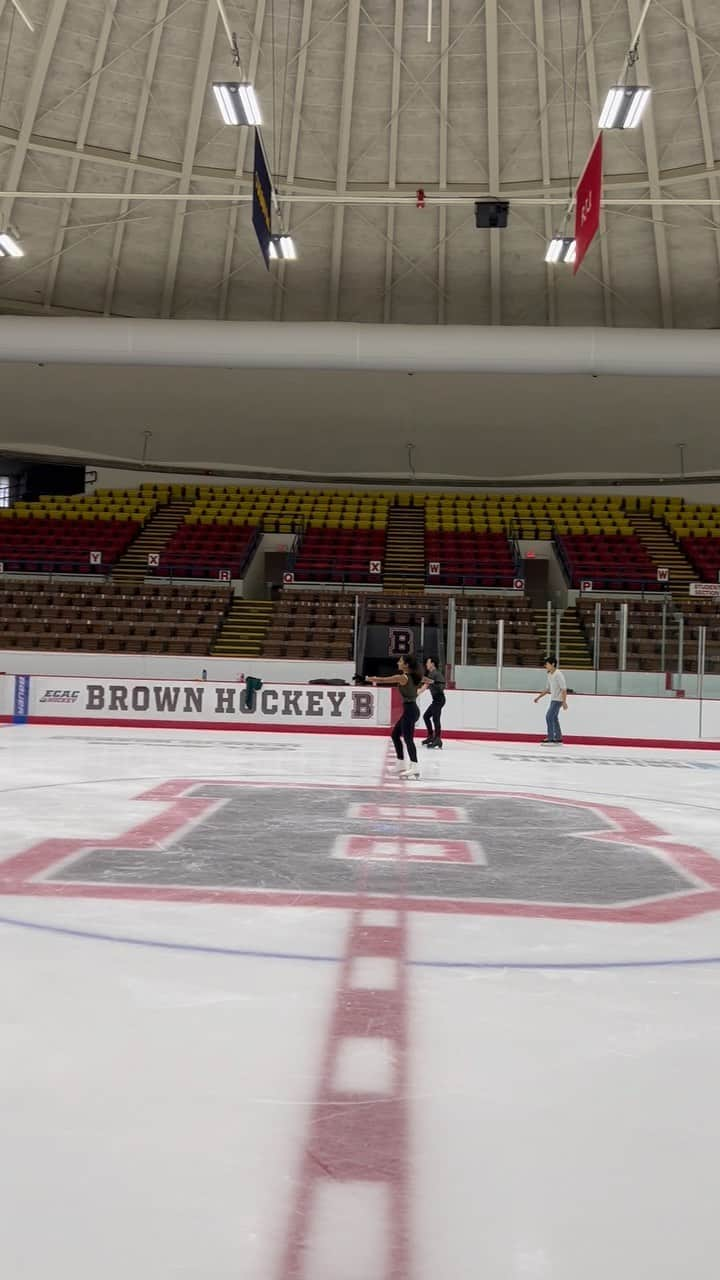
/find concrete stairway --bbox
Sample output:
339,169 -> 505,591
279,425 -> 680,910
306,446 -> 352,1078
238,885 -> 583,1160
383,506 -> 426,592
626,512 -> 696,601
533,605 -> 593,669
112,500 -> 193,584
212,599 -> 275,656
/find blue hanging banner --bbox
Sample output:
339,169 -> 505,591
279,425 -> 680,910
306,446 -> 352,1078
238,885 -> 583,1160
252,131 -> 272,270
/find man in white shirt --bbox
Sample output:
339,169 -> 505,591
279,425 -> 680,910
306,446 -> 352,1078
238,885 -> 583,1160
533,656 -> 568,744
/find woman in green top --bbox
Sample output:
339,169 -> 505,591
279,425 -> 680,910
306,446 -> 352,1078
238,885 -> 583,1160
368,655 -> 424,779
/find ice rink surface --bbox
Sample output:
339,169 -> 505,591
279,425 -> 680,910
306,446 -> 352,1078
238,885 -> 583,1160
3,724 -> 720,1279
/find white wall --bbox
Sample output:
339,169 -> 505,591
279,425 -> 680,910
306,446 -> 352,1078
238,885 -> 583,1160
0,650 -> 356,684
238,536 -> 268,600
440,689 -> 712,743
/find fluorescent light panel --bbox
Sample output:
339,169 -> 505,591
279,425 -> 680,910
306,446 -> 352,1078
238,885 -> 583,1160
278,235 -> 296,261
0,233 -> 23,258
238,85 -> 261,126
545,236 -> 575,265
212,82 -> 261,126
269,234 -> 297,261
599,85 -> 651,129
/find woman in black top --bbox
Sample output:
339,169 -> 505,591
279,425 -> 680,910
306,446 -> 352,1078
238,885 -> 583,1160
421,656 -> 446,749
368,656 -> 423,779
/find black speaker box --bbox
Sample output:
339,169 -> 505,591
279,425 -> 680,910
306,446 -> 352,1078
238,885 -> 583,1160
474,200 -> 509,229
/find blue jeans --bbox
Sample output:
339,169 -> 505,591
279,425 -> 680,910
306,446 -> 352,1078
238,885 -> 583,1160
546,699 -> 563,742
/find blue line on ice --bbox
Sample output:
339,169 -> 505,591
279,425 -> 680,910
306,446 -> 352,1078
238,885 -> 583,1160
1,913 -> 720,971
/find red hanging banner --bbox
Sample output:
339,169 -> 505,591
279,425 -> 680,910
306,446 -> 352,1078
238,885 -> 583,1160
573,133 -> 602,274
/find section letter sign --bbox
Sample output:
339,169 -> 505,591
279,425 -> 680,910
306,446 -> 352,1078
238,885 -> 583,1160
573,133 -> 602,274
252,130 -> 272,270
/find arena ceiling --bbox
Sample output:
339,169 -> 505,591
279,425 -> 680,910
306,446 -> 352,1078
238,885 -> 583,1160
0,0 -> 719,329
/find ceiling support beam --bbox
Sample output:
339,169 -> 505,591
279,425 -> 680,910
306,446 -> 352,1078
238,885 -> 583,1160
1,0 -> 69,229
485,0 -> 500,324
680,0 -> 720,285
103,0 -> 169,316
43,0 -> 117,310
437,0 -> 449,323
383,0 -> 403,324
7,189 -> 720,208
160,0 -> 218,317
218,0 -> 266,320
328,0 -> 360,320
274,0 -> 313,321
532,0 -> 557,324
626,0 -> 673,328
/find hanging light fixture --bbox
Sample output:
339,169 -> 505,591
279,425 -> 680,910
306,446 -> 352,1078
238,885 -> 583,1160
0,232 -> 24,258
212,82 -> 262,126
211,1 -> 297,262
212,0 -> 261,124
544,236 -> 576,265
268,234 -> 297,262
598,84 -> 651,129
599,0 -> 653,129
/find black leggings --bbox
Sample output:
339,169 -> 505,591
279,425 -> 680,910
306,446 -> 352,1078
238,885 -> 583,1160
392,703 -> 420,762
423,694 -> 446,739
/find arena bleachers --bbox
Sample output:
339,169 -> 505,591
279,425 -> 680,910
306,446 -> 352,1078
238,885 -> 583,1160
576,599 -> 673,671
659,502 -> 720,582
262,592 -> 355,660
0,489 -> 155,573
424,491 -> 633,538
0,580 -> 231,655
576,596 -> 720,673
178,486 -> 390,534
424,532 -> 516,587
152,523 -> 260,579
556,533 -> 658,591
455,596 -> 542,666
4,483 -> 720,671
292,528 -> 386,584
